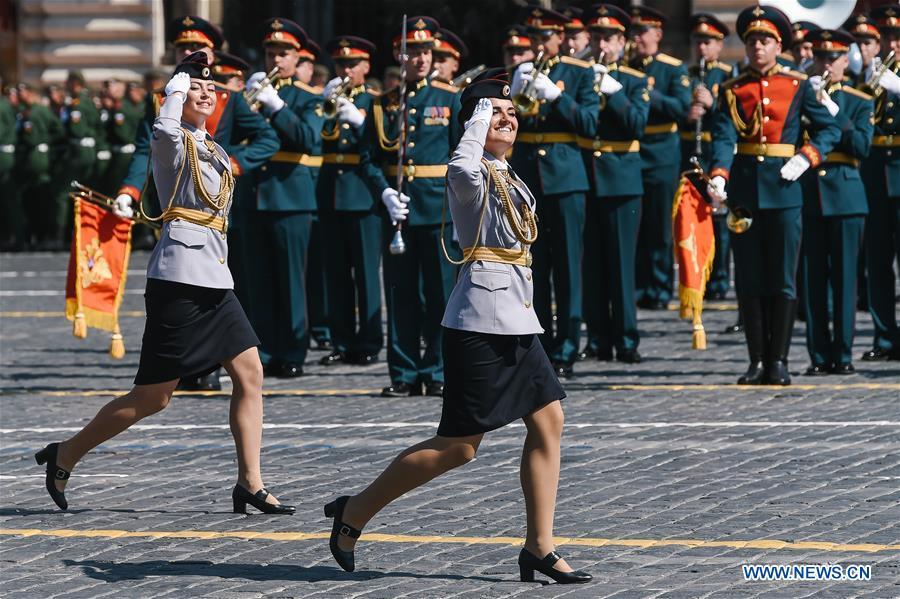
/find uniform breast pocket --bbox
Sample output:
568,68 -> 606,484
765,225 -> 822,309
470,266 -> 511,292
167,220 -> 208,248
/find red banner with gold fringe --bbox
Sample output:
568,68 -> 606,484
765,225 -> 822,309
65,198 -> 134,358
672,173 -> 715,350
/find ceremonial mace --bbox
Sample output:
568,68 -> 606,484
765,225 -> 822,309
389,14 -> 409,255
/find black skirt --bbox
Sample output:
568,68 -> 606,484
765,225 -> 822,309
134,278 -> 260,385
437,327 -> 566,437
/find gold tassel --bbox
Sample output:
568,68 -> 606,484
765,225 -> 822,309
110,324 -> 125,359
692,320 -> 707,350
72,312 -> 88,339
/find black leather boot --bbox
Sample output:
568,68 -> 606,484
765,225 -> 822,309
765,296 -> 796,385
737,298 -> 765,385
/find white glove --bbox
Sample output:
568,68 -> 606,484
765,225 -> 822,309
599,76 -> 623,96
336,97 -> 365,128
113,193 -> 134,219
707,175 -> 727,203
254,84 -> 285,113
510,62 -> 534,97
246,71 -> 268,90
96,150 -> 112,161
808,74 -> 824,91
381,187 -> 410,224
820,92 -> 839,117
322,76 -> 344,98
464,97 -> 493,130
592,63 -> 609,80
532,73 -> 561,102
780,153 -> 811,181
877,68 -> 900,95
164,72 -> 190,101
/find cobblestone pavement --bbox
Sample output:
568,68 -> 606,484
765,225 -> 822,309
1,252 -> 899,598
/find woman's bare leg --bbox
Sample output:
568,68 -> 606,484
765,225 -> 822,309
336,433 -> 484,550
55,379 -> 179,491
520,400 -> 572,571
221,347 -> 279,504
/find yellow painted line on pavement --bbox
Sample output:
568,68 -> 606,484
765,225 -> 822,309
0,311 -> 146,318
6,382 -> 898,399
0,528 -> 896,553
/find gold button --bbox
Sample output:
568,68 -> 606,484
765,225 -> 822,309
761,136 -> 767,142
526,273 -> 532,281
335,154 -> 345,163
341,139 -> 349,144
261,165 -> 267,171
762,97 -> 770,105
539,116 -> 546,121
764,116 -> 770,122
409,108 -> 417,114
342,123 -> 350,130
756,155 -> 765,163
407,158 -> 414,164
219,258 -> 225,264
538,149 -> 547,157
762,80 -> 768,87
524,301 -> 531,308
221,233 -> 226,240
409,125 -> 416,131
888,118 -> 895,124
593,151 -> 602,158
793,80 -> 798,86
408,141 -> 415,148
818,169 -> 827,177
337,169 -> 344,175
408,91 -> 415,98
888,102 -> 894,108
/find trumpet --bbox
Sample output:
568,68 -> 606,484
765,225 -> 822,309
244,66 -> 280,111
867,51 -> 897,97
512,50 -> 550,115
452,64 -> 487,88
69,181 -> 161,229
323,76 -> 352,119
593,51 -> 607,94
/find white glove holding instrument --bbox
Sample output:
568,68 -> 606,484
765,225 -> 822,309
598,75 -> 623,95
322,76 -> 344,99
336,96 -> 365,128
253,83 -> 285,113
381,187 -> 410,225
808,75 -> 840,116
780,153 -> 811,181
113,193 -> 134,219
707,175 -> 728,203
164,72 -> 190,102
530,72 -> 561,102
510,62 -> 533,97
877,67 -> 900,95
464,97 -> 493,130
246,71 -> 267,89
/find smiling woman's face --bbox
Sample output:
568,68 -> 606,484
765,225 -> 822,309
484,98 -> 517,157
182,78 -> 217,125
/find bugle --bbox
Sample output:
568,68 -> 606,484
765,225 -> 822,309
69,181 -> 161,229
452,64 -> 487,88
867,51 -> 897,98
323,76 -> 352,119
512,50 -> 550,114
244,66 -> 280,111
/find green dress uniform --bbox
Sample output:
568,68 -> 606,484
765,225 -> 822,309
800,80 -> 873,371
18,100 -> 65,245
580,60 -> 649,360
58,90 -> 102,239
102,97 -> 144,195
94,104 -> 112,192
248,74 -> 325,375
318,68 -> 383,363
359,74 -> 462,391
509,51 -> 598,369
0,96 -> 19,247
631,51 -> 691,307
682,59 -> 733,299
709,7 -> 841,385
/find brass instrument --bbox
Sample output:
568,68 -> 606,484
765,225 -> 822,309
867,51 -> 897,98
452,64 -> 487,88
69,181 -> 161,229
593,51 -> 607,94
816,69 -> 833,102
243,66 -> 280,111
323,76 -> 352,119
512,50 -> 550,114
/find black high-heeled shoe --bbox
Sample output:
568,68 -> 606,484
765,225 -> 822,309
35,443 -> 69,511
324,495 -> 362,572
231,484 -> 295,515
518,548 -> 592,584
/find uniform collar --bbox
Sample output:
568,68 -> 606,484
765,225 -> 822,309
483,150 -> 508,169
181,120 -> 211,141
748,62 -> 782,78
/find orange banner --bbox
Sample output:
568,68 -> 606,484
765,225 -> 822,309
65,198 -> 134,358
672,174 -> 715,349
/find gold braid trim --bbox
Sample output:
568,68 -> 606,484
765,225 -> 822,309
372,100 -> 400,152
182,128 -> 234,212
321,120 -> 340,141
485,160 -> 538,245
725,88 -> 762,138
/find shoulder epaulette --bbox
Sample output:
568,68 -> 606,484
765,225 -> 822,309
841,86 -> 874,101
655,53 -> 682,67
560,55 -> 592,69
429,80 -> 459,93
721,72 -> 750,89
618,65 -> 646,79
781,69 -> 808,81
715,62 -> 732,73
293,81 -> 323,94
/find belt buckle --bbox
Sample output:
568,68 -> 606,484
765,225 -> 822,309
404,164 -> 416,179
335,154 -> 344,163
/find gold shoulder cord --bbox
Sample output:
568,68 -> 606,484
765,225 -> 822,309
372,100 -> 400,152
440,158 -> 538,265
725,88 -> 762,138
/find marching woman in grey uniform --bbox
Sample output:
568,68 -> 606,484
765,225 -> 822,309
35,53 -> 294,516
324,70 -> 591,584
